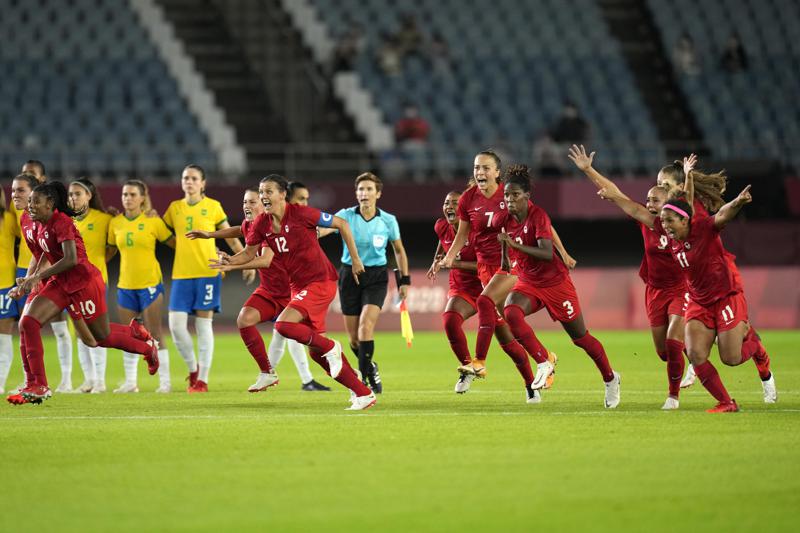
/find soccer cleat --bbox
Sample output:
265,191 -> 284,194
322,340 -> 344,379
761,374 -> 777,404
55,380 -> 73,393
707,400 -> 739,413
113,383 -> 139,393
526,384 -> 542,404
531,359 -> 555,390
661,397 -> 680,410
6,393 -> 29,405
301,380 -> 331,392
186,369 -> 199,389
604,371 -> 621,408
129,317 -> 153,342
367,362 -> 382,394
91,382 -> 106,394
680,364 -> 696,388
78,381 -> 94,393
21,384 -> 52,404
345,392 -> 377,411
188,380 -> 208,394
454,372 -> 474,394
248,372 -> 279,393
155,383 -> 172,394
544,352 -> 558,389
458,360 -> 487,378
142,339 -> 159,375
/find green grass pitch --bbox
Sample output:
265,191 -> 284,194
1,330 -> 798,532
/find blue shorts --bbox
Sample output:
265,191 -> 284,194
169,275 -> 222,314
118,283 -> 165,313
13,267 -> 29,309
0,285 -> 24,319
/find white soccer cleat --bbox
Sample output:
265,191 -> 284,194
604,371 -> 621,409
526,385 -> 542,404
531,360 -> 555,390
680,364 -> 696,388
55,380 -> 73,393
113,383 -> 139,393
154,383 -> 172,394
454,373 -> 474,394
762,374 -> 777,404
661,397 -> 680,410
323,340 -> 344,379
91,382 -> 106,394
78,381 -> 94,393
248,372 -> 279,393
345,392 -> 376,411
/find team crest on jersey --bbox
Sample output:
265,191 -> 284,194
684,243 -> 691,250
500,202 -> 505,209
658,235 -> 668,249
88,223 -> 94,230
285,225 -> 289,232
201,209 -> 208,216
523,225 -> 529,234
138,223 -> 145,230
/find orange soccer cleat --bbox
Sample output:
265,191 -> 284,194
707,400 -> 739,413
188,380 -> 208,394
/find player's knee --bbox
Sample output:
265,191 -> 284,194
719,349 -> 740,366
19,315 -> 41,335
476,295 -> 495,317
236,308 -> 258,329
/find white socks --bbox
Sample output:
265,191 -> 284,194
92,346 -> 107,387
122,351 -> 139,385
51,320 -> 72,384
267,329 -> 313,383
287,339 -> 313,384
169,311 -> 197,373
0,333 -> 12,391
195,317 -> 214,383
77,339 -> 96,384
157,348 -> 170,386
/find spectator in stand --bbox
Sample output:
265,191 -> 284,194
720,33 -> 748,73
551,101 -> 590,147
673,33 -> 701,76
532,132 -> 566,178
376,32 -> 402,77
395,103 -> 431,182
330,23 -> 365,74
396,14 -> 424,61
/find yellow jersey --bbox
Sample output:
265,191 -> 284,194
10,202 -> 32,269
108,213 -> 173,289
0,211 -> 17,287
73,208 -> 113,283
162,197 -> 228,279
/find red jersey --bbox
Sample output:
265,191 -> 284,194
241,218 -> 291,302
20,211 -> 43,263
495,201 -> 567,288
657,215 -> 741,306
637,221 -> 684,289
245,203 -> 337,292
434,218 -> 483,295
456,185 -> 504,265
36,210 -> 100,294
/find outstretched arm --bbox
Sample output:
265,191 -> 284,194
598,187 -> 657,228
568,144 -> 626,198
683,153 -> 697,208
211,246 -> 275,271
186,226 -> 243,240
714,185 -> 751,229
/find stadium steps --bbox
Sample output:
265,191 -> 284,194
156,0 -> 290,176
596,0 -> 708,159
210,0 -> 370,179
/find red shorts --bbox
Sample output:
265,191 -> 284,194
38,273 -> 107,322
477,263 -> 510,288
645,283 -> 689,327
287,280 -> 337,333
447,289 -> 479,310
244,287 -> 290,322
512,277 -> 582,323
685,292 -> 748,332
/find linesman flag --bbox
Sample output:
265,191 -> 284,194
399,300 -> 414,348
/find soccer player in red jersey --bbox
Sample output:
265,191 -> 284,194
427,190 -> 483,393
598,159 -> 776,411
210,175 -> 376,410
569,145 -> 688,409
8,182 -> 159,404
495,165 -> 621,408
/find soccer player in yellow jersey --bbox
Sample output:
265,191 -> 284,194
69,178 -> 114,393
12,162 -> 76,393
108,180 -> 175,393
0,188 -> 17,393
163,164 -> 245,392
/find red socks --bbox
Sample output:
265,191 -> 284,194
742,327 -> 771,380
442,311 -> 472,365
19,315 -> 47,387
97,323 -> 151,354
275,321 -> 335,353
693,360 -> 732,403
18,328 -> 33,386
309,347 -> 371,396
239,326 -> 272,373
573,331 -> 614,382
656,349 -> 667,362
475,295 -> 498,361
504,305 -> 549,364
664,339 -> 686,397
500,340 -> 534,385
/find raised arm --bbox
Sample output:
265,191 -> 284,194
568,144 -> 626,197
550,226 -> 576,269
682,153 -> 697,208
714,185 -> 751,229
186,226 -> 243,240
598,187 -> 657,228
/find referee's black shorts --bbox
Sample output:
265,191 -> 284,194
338,264 -> 389,315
